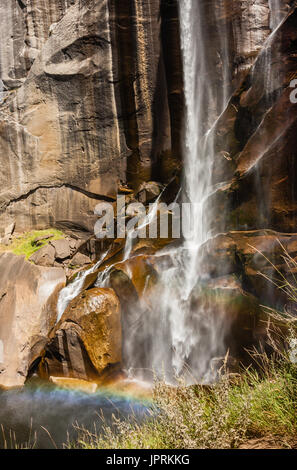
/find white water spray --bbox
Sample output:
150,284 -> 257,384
117,1 -> 233,383
56,251 -> 108,322
123,192 -> 164,262
58,1 -> 287,384
268,0 -> 286,30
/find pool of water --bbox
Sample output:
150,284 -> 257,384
0,380 -> 151,449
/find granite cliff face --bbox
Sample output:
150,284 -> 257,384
205,3 -> 297,311
211,3 -> 297,233
0,0 -> 294,237
0,0 -> 183,235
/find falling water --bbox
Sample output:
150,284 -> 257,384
263,1 -> 288,100
56,251 -> 108,322
268,0 -> 286,30
123,191 -> 164,262
117,1 -> 233,384
179,0 -> 230,292
58,2 -> 287,384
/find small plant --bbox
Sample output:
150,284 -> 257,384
0,228 -> 64,259
1,420 -> 37,449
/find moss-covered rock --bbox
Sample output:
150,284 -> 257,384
0,229 -> 64,260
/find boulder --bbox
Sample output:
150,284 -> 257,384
0,252 -> 66,388
4,222 -> 15,238
50,239 -> 71,260
0,222 -> 15,245
29,244 -> 56,267
70,252 -> 92,268
0,235 -> 11,246
108,255 -> 159,318
69,238 -> 81,251
137,182 -> 162,204
38,288 -> 122,382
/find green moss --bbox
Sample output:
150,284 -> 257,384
0,228 -> 65,259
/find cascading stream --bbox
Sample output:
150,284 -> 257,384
119,1 -> 287,383
56,250 -> 108,322
119,1 -> 233,384
57,1 -> 233,384
57,1 -> 287,385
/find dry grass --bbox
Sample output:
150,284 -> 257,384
70,350 -> 296,449
70,243 -> 297,450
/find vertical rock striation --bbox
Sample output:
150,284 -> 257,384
0,0 -> 183,234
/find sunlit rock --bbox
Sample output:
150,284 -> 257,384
38,288 -> 122,382
0,252 -> 66,388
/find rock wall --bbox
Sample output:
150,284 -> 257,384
0,0 -> 183,235
210,4 -> 297,234
0,0 -> 294,237
0,252 -> 65,388
204,2 -> 297,312
190,0 -> 291,129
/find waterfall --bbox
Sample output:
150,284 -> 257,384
123,191 -> 164,262
179,0 -> 230,293
118,0 -> 288,383
57,1 -> 287,384
268,0 -> 286,30
117,1 -> 233,384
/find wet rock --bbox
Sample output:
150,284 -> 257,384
39,288 -> 122,382
202,230 -> 297,312
210,6 -> 297,234
49,377 -> 98,394
190,275 -> 267,364
28,335 -> 50,372
110,255 -> 158,306
0,252 -> 65,388
109,269 -> 139,309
